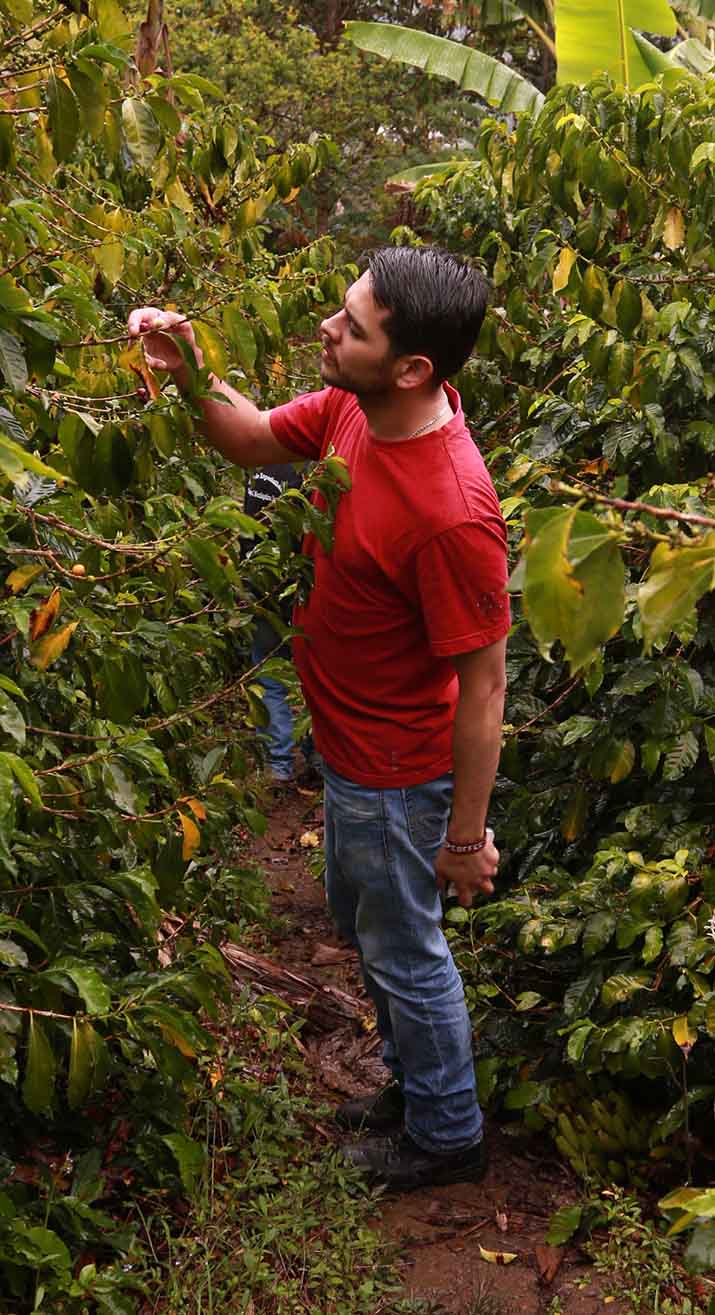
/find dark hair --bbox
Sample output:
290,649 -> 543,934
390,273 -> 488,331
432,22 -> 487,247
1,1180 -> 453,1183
366,246 -> 490,383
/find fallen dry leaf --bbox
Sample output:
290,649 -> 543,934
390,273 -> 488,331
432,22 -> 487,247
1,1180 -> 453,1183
534,1243 -> 564,1283
311,943 -> 356,966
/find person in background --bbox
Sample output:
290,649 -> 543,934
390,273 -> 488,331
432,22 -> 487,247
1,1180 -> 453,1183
128,245 -> 509,1191
244,463 -> 302,785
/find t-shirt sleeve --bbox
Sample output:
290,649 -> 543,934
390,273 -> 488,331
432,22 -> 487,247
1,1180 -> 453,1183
415,519 -> 511,656
269,388 -> 334,459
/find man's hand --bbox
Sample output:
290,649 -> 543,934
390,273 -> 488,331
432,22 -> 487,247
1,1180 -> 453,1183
127,307 -> 203,376
435,832 -> 499,909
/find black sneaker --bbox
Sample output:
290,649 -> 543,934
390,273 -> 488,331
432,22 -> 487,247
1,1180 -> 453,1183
341,1131 -> 488,1191
334,1080 -> 405,1133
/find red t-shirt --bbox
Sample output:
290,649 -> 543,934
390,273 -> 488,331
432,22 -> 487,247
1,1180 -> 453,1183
269,384 -> 510,787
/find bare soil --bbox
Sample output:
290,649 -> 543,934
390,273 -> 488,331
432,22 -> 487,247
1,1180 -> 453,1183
245,779 -> 629,1315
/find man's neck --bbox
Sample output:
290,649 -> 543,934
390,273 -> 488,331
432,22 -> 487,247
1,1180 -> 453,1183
357,387 -> 450,443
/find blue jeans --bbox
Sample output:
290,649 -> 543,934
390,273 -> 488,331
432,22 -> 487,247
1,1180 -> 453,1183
323,762 -> 483,1154
252,618 -> 294,778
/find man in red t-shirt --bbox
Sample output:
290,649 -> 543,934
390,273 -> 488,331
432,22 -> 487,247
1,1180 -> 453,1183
128,246 -> 510,1190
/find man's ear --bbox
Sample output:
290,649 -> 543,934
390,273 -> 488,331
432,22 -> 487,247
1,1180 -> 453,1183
393,354 -> 434,390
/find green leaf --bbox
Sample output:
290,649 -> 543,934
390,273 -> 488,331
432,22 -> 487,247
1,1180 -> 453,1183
615,280 -> 642,337
11,1223 -> 70,1273
546,1204 -> 583,1246
186,537 -> 233,600
0,697 -> 25,747
522,508 -> 624,671
0,938 -> 28,968
0,113 -> 15,172
563,969 -> 603,1018
601,972 -> 651,1007
47,73 -> 80,163
203,497 -> 266,536
344,21 -> 544,117
638,536 -> 715,650
68,62 -> 107,139
0,331 -> 28,393
222,306 -> 257,374
46,958 -> 111,1015
504,1080 -> 543,1109
0,751 -> 42,807
0,915 -> 45,954
662,732 -> 700,782
0,0 -> 33,26
690,141 -> 715,172
94,0 -> 130,43
0,428 -> 65,484
386,162 -> 461,188
101,759 -> 138,813
144,1002 -> 210,1058
580,264 -> 608,320
68,1018 -> 105,1109
582,911 -> 616,957
162,1132 -> 205,1193
642,925 -> 663,964
554,0 -> 676,89
121,98 -> 161,172
98,653 -> 148,723
22,1014 -> 56,1114
247,291 -> 282,342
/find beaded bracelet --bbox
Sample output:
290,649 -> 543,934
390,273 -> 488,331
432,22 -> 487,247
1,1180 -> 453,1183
443,833 -> 487,855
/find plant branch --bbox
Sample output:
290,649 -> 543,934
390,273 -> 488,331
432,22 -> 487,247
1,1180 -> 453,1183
555,481 -> 715,531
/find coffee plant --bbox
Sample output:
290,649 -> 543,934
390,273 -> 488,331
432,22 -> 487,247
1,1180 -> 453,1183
0,0 -> 352,1308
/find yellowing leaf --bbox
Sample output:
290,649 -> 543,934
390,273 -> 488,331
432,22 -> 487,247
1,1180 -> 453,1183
158,1021 -> 196,1058
30,621 -> 79,671
663,207 -> 685,251
478,1246 -> 518,1265
178,809 -> 200,860
672,1015 -> 697,1049
94,239 -> 124,286
29,587 -> 61,642
609,739 -> 635,784
6,563 -> 44,594
552,246 -> 577,294
561,785 -> 588,842
184,797 -> 207,821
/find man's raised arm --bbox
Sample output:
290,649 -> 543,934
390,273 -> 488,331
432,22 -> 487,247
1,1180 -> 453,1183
127,307 -> 295,468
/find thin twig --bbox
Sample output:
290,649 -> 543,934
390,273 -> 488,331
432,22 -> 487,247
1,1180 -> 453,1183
556,481 -> 715,531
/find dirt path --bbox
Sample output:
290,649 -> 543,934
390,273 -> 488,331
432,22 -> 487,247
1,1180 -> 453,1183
246,782 -> 626,1315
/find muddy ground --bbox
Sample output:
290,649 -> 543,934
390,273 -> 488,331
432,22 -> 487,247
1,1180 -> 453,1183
244,779 -> 630,1315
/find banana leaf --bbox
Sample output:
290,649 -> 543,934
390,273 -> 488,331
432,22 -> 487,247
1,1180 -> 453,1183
554,0 -> 676,88
632,29 -> 715,77
344,22 -> 545,117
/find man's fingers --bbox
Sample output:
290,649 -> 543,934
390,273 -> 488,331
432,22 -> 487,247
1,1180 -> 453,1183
128,306 -> 162,336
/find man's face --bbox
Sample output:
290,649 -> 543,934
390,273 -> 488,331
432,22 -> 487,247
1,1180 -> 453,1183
318,272 -> 397,397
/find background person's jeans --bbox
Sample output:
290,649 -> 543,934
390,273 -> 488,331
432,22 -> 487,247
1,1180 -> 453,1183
322,762 -> 483,1155
251,616 -> 294,779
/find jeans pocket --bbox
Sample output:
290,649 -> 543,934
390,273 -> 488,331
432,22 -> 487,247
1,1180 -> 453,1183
404,777 -> 451,849
324,766 -> 381,821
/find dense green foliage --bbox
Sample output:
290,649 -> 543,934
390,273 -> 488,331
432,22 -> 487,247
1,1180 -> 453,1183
407,71 -> 715,1260
155,0 -> 479,249
0,1 -> 355,1308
